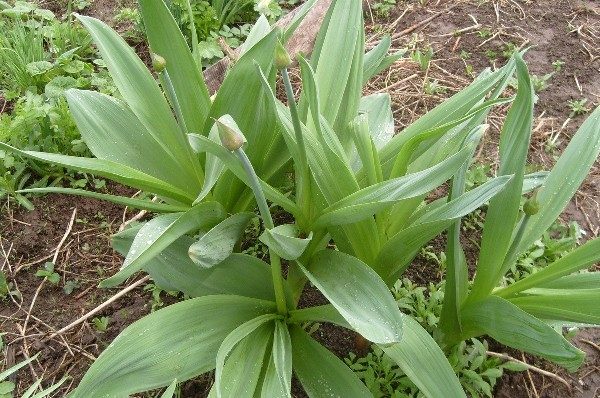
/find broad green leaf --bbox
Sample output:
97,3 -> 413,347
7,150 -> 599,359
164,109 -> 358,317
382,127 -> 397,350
113,226 -> 275,300
496,237 -> 600,298
188,212 -> 254,268
537,272 -> 600,290
18,188 -> 188,213
508,289 -> 600,324
514,105 -> 600,256
460,296 -> 584,371
363,36 -> 403,83
215,315 -> 277,398
260,321 -> 293,398
358,93 -> 394,149
259,63 -> 380,264
309,0 -> 362,127
160,380 -> 177,398
0,143 -> 194,205
314,146 -> 471,228
406,171 -> 545,223
469,55 -> 534,301
71,296 -> 276,397
382,316 -> 466,398
350,115 -> 382,186
301,250 -> 403,344
298,55 -> 347,160
289,326 -> 371,398
272,321 -> 292,397
261,351 -> 289,398
364,50 -> 405,83
438,140 -> 472,343
239,15 -> 271,55
219,325 -> 272,397
193,124 -> 224,204
288,304 -> 351,329
332,13 -> 364,141
66,87 -> 192,194
282,0 -> 318,42
259,224 -> 313,261
139,0 -> 210,132
522,171 -> 548,193
76,14 -> 203,186
101,203 -> 225,287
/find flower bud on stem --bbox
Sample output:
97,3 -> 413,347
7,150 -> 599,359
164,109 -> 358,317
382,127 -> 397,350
217,116 -> 287,314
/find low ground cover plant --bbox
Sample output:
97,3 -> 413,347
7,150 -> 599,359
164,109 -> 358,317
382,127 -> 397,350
0,1 -> 116,208
1,0 -> 599,396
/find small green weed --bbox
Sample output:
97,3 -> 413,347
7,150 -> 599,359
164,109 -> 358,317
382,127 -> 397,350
503,220 -> 583,285
35,262 -> 60,284
568,98 -> 591,117
477,27 -> 493,39
552,59 -> 565,72
411,46 -> 433,72
531,73 -> 552,93
92,316 -> 110,332
371,0 -> 396,17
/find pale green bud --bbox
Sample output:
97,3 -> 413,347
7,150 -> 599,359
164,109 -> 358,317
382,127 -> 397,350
151,53 -> 167,73
275,40 -> 292,70
215,115 -> 246,151
523,192 -> 540,216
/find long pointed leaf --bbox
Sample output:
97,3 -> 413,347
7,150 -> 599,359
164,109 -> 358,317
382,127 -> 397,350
188,212 -> 254,269
66,89 -> 194,193
460,296 -> 584,371
382,316 -> 466,398
113,226 -> 276,300
215,315 -> 278,398
514,105 -> 600,256
496,237 -> 600,298
314,146 -> 472,228
101,202 -> 225,287
290,326 -> 371,398
71,296 -> 276,397
138,0 -> 211,133
76,14 -> 203,187
469,55 -> 534,301
18,187 -> 188,213
301,250 -> 403,344
0,143 -> 194,204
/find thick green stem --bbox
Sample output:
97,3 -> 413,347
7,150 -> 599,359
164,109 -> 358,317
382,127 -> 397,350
282,67 -> 312,227
235,148 -> 287,314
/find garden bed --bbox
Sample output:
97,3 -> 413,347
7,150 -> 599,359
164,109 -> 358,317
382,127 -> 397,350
1,0 -> 599,397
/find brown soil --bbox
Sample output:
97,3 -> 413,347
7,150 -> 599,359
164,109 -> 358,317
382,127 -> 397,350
1,0 -> 599,397
0,186 -> 153,394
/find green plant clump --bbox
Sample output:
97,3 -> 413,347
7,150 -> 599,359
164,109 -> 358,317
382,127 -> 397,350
1,0 -> 600,397
0,1 -> 116,208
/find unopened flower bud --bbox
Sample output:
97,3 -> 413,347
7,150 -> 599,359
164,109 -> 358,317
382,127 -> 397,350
215,115 -> 246,151
523,193 -> 540,216
275,40 -> 292,70
151,53 -> 167,73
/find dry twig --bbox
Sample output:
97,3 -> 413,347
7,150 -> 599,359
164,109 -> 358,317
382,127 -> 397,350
486,351 -> 571,390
